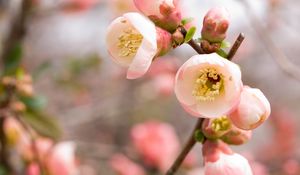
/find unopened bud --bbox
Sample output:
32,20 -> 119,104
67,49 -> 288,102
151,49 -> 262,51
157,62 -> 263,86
201,7 -> 230,43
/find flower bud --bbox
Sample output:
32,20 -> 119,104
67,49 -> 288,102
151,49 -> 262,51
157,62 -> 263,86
202,140 -> 253,175
134,0 -> 181,32
201,7 -> 230,43
228,86 -> 271,130
221,125 -> 252,145
106,12 -> 172,79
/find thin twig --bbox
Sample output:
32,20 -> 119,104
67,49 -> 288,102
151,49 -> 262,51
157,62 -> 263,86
240,0 -> 300,82
166,118 -> 203,175
16,115 -> 47,175
227,33 -> 245,60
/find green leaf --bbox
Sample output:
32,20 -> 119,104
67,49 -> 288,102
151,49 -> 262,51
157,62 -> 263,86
220,41 -> 231,49
4,43 -> 23,75
216,49 -> 228,58
194,130 -> 204,143
19,95 -> 47,111
181,17 -> 194,25
184,27 -> 197,43
22,111 -> 61,140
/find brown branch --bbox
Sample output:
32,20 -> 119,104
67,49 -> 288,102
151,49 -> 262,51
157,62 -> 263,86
166,118 -> 203,175
227,33 -> 245,60
240,0 -> 300,82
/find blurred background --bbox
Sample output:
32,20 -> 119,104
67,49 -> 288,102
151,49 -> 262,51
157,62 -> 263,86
0,0 -> 300,174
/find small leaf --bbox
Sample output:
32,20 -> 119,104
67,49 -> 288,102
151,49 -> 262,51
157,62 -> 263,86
181,17 -> 194,25
194,130 -> 204,143
19,95 -> 47,111
22,111 -> 61,140
220,41 -> 231,49
184,27 -> 197,43
216,49 -> 228,58
4,43 -> 23,75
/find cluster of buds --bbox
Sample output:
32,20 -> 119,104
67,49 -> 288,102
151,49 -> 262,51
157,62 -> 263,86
106,2 -> 271,175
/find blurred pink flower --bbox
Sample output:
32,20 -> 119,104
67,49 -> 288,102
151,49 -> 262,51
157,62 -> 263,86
229,86 -> 271,130
47,142 -> 78,175
283,159 -> 300,175
133,0 -> 181,32
109,0 -> 138,17
26,163 -> 40,175
106,12 -> 172,79
131,121 -> 180,172
63,0 -> 99,11
201,7 -> 230,43
202,140 -> 253,175
174,53 -> 242,118
110,154 -> 146,175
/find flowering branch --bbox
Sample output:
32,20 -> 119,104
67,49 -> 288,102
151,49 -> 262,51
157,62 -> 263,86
165,27 -> 245,175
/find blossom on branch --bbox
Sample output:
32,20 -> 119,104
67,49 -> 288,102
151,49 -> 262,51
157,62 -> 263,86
106,12 -> 172,79
174,53 -> 242,118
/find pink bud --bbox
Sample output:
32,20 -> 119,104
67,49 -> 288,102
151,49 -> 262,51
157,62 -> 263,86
201,7 -> 230,43
110,154 -> 146,175
174,53 -> 242,118
131,121 -> 180,172
133,0 -> 181,32
202,140 -> 253,175
228,86 -> 271,130
221,125 -> 252,145
106,12 -> 172,79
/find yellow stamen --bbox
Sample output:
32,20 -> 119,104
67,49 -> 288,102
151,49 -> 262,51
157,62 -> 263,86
211,116 -> 231,132
118,27 -> 143,57
192,68 -> 224,101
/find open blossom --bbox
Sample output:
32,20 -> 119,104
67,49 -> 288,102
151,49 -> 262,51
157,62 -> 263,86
110,154 -> 146,175
131,121 -> 180,172
175,53 -> 242,118
106,12 -> 172,79
203,140 -> 253,175
133,0 -> 181,32
202,7 -> 230,43
228,86 -> 271,130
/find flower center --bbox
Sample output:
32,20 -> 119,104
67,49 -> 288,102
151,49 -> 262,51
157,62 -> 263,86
192,68 -> 224,101
118,28 -> 143,57
211,116 -> 231,132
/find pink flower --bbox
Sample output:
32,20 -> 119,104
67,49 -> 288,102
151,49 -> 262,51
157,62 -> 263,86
221,125 -> 252,145
131,121 -> 180,172
26,163 -> 40,175
47,142 -> 78,175
174,53 -> 242,118
228,86 -> 271,130
202,140 -> 253,175
110,154 -> 146,175
106,12 -> 172,79
201,7 -> 230,43
133,0 -> 181,32
63,0 -> 99,11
